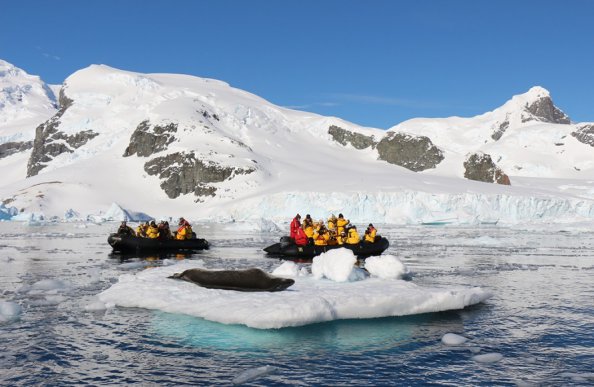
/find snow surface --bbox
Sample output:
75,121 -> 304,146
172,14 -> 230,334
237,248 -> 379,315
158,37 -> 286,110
97,251 -> 491,329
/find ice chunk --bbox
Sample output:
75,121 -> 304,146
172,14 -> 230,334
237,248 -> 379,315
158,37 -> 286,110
311,249 -> 358,282
441,333 -> 468,345
29,279 -> 70,292
0,301 -> 22,323
232,365 -> 277,385
272,261 -> 308,277
85,299 -> 109,311
365,255 -> 409,279
472,353 -> 503,363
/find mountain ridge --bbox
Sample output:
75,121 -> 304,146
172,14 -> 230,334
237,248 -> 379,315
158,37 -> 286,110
1,59 -> 593,223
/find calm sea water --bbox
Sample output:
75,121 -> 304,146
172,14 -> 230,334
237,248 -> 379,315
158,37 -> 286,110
0,222 -> 593,386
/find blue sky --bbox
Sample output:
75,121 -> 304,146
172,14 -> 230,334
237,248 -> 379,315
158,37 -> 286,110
1,0 -> 593,128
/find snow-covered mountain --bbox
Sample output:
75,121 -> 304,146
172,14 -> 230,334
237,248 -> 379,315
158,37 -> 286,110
1,59 -> 594,224
0,59 -> 58,186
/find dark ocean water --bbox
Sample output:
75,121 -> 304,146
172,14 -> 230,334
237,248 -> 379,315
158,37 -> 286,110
0,222 -> 593,386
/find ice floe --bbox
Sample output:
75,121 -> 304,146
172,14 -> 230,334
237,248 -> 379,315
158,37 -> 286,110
0,301 -> 22,324
97,250 -> 491,329
471,353 -> 504,363
441,333 -> 468,345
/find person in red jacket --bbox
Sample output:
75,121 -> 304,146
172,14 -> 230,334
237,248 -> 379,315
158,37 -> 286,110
294,226 -> 308,246
290,214 -> 301,240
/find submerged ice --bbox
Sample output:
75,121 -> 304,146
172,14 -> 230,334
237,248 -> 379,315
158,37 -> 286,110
97,249 -> 491,329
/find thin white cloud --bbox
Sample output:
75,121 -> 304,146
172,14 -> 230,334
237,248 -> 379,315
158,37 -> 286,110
36,46 -> 61,61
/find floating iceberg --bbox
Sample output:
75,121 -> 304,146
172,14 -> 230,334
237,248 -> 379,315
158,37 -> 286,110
97,251 -> 492,329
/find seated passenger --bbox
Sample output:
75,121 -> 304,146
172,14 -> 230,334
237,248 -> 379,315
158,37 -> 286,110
117,221 -> 135,236
336,231 -> 347,245
315,219 -> 325,232
158,221 -> 173,239
302,215 -> 315,241
336,213 -> 350,234
327,214 -> 337,231
346,225 -> 360,245
135,222 -> 148,237
294,226 -> 308,246
313,226 -> 330,246
327,229 -> 338,245
146,221 -> 160,239
176,218 -> 193,240
364,223 -> 377,243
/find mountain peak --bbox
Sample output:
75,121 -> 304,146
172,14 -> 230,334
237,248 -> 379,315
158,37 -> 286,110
0,59 -> 25,78
496,86 -> 570,127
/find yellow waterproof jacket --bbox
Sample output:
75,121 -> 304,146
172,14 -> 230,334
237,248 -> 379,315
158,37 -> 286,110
303,225 -> 314,238
337,218 -> 349,233
336,234 -> 346,245
327,217 -> 337,230
176,225 -> 192,240
364,228 -> 377,243
346,229 -> 360,244
146,225 -> 160,239
135,225 -> 146,237
313,231 -> 330,246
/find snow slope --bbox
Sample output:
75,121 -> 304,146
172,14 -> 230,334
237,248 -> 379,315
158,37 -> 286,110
0,60 -> 58,187
1,60 -> 594,225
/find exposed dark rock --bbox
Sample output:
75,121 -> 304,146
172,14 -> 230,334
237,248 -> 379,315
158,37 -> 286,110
463,152 -> 511,185
58,88 -> 73,110
328,125 -> 376,149
123,120 -> 178,157
144,151 -> 256,199
524,96 -> 570,124
0,141 -> 33,159
27,92 -> 99,177
491,118 -> 510,141
571,124 -> 594,147
376,132 -> 444,172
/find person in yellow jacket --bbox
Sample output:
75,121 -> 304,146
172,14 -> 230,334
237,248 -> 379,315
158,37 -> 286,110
364,223 -> 377,243
136,222 -> 148,237
346,225 -> 360,244
327,214 -> 337,231
313,227 -> 330,246
302,215 -> 314,240
176,218 -> 193,240
336,231 -> 347,245
336,213 -> 350,234
146,221 -> 160,239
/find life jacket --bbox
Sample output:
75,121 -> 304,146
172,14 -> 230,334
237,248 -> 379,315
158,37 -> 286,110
346,228 -> 360,244
336,234 -> 346,245
364,227 -> 377,243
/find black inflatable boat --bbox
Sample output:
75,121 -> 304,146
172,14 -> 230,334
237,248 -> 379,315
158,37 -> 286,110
263,236 -> 389,260
108,233 -> 209,253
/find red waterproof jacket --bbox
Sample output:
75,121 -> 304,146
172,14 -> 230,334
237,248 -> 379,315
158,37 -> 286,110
294,227 -> 308,246
290,217 -> 301,239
